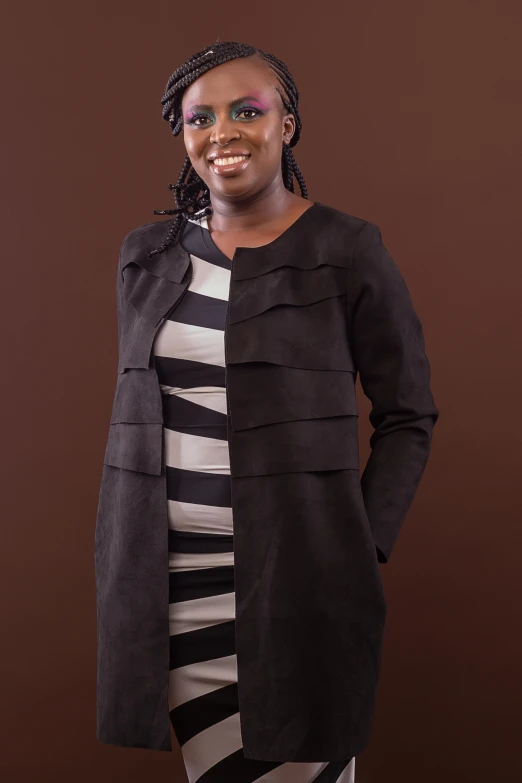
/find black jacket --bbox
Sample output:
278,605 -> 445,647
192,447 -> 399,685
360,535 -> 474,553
94,200 -> 439,761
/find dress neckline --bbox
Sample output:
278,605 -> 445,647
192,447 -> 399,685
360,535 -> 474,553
196,201 -> 320,263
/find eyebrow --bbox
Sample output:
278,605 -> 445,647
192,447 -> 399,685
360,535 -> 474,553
186,95 -> 268,113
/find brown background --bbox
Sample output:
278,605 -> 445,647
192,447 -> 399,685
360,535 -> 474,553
1,1 -> 521,781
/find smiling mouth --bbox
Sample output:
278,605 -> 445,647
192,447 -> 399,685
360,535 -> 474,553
209,155 -> 251,176
211,154 -> 249,167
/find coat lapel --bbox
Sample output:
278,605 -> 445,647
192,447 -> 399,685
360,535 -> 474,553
120,220 -> 192,329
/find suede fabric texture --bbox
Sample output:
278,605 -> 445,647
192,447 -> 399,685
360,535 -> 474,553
94,201 -> 439,761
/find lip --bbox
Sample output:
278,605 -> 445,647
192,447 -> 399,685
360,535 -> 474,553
209,153 -> 251,177
208,149 -> 251,161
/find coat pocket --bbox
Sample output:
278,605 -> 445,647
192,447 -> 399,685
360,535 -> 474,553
103,422 -> 163,475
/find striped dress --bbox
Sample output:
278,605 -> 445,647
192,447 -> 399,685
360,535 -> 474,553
152,214 -> 356,783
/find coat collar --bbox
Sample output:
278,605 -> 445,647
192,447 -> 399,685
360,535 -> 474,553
120,201 -> 334,284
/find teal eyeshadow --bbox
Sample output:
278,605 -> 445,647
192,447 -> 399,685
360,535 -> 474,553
233,102 -> 267,117
185,100 -> 268,123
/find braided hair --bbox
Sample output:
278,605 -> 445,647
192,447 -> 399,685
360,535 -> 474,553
148,41 -> 308,258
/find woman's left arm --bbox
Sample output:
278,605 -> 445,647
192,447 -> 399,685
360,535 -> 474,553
346,221 -> 440,563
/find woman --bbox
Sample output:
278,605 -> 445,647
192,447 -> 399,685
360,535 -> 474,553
94,41 -> 439,782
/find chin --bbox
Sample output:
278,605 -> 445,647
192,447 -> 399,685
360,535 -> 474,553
215,179 -> 257,200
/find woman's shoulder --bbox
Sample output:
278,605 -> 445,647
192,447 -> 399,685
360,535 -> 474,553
313,200 -> 376,237
115,218 -> 183,276
119,217 -> 175,257
307,201 -> 385,265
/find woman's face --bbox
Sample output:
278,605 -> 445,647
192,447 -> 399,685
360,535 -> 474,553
181,56 -> 295,203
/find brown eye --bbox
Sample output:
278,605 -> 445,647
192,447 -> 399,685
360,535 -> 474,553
184,114 -> 212,127
236,108 -> 260,120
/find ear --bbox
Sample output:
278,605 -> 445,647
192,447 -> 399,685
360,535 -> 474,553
282,113 -> 296,146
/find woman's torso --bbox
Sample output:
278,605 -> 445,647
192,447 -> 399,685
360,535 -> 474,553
152,215 -> 234,565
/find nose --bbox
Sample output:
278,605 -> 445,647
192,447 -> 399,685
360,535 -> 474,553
209,116 -> 240,146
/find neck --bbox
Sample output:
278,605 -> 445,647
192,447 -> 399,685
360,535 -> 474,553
207,180 -> 297,233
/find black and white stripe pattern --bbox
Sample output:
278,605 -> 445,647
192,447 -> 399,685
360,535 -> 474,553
153,215 -> 356,782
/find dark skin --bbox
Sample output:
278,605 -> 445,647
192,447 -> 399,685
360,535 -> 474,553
181,55 -> 314,261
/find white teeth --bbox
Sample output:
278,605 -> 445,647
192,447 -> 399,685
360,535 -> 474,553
213,155 -> 248,166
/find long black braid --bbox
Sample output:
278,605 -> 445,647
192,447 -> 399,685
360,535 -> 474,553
148,41 -> 308,258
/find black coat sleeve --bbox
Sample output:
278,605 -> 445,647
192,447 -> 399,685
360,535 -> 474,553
346,222 -> 439,563
116,241 -> 125,355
